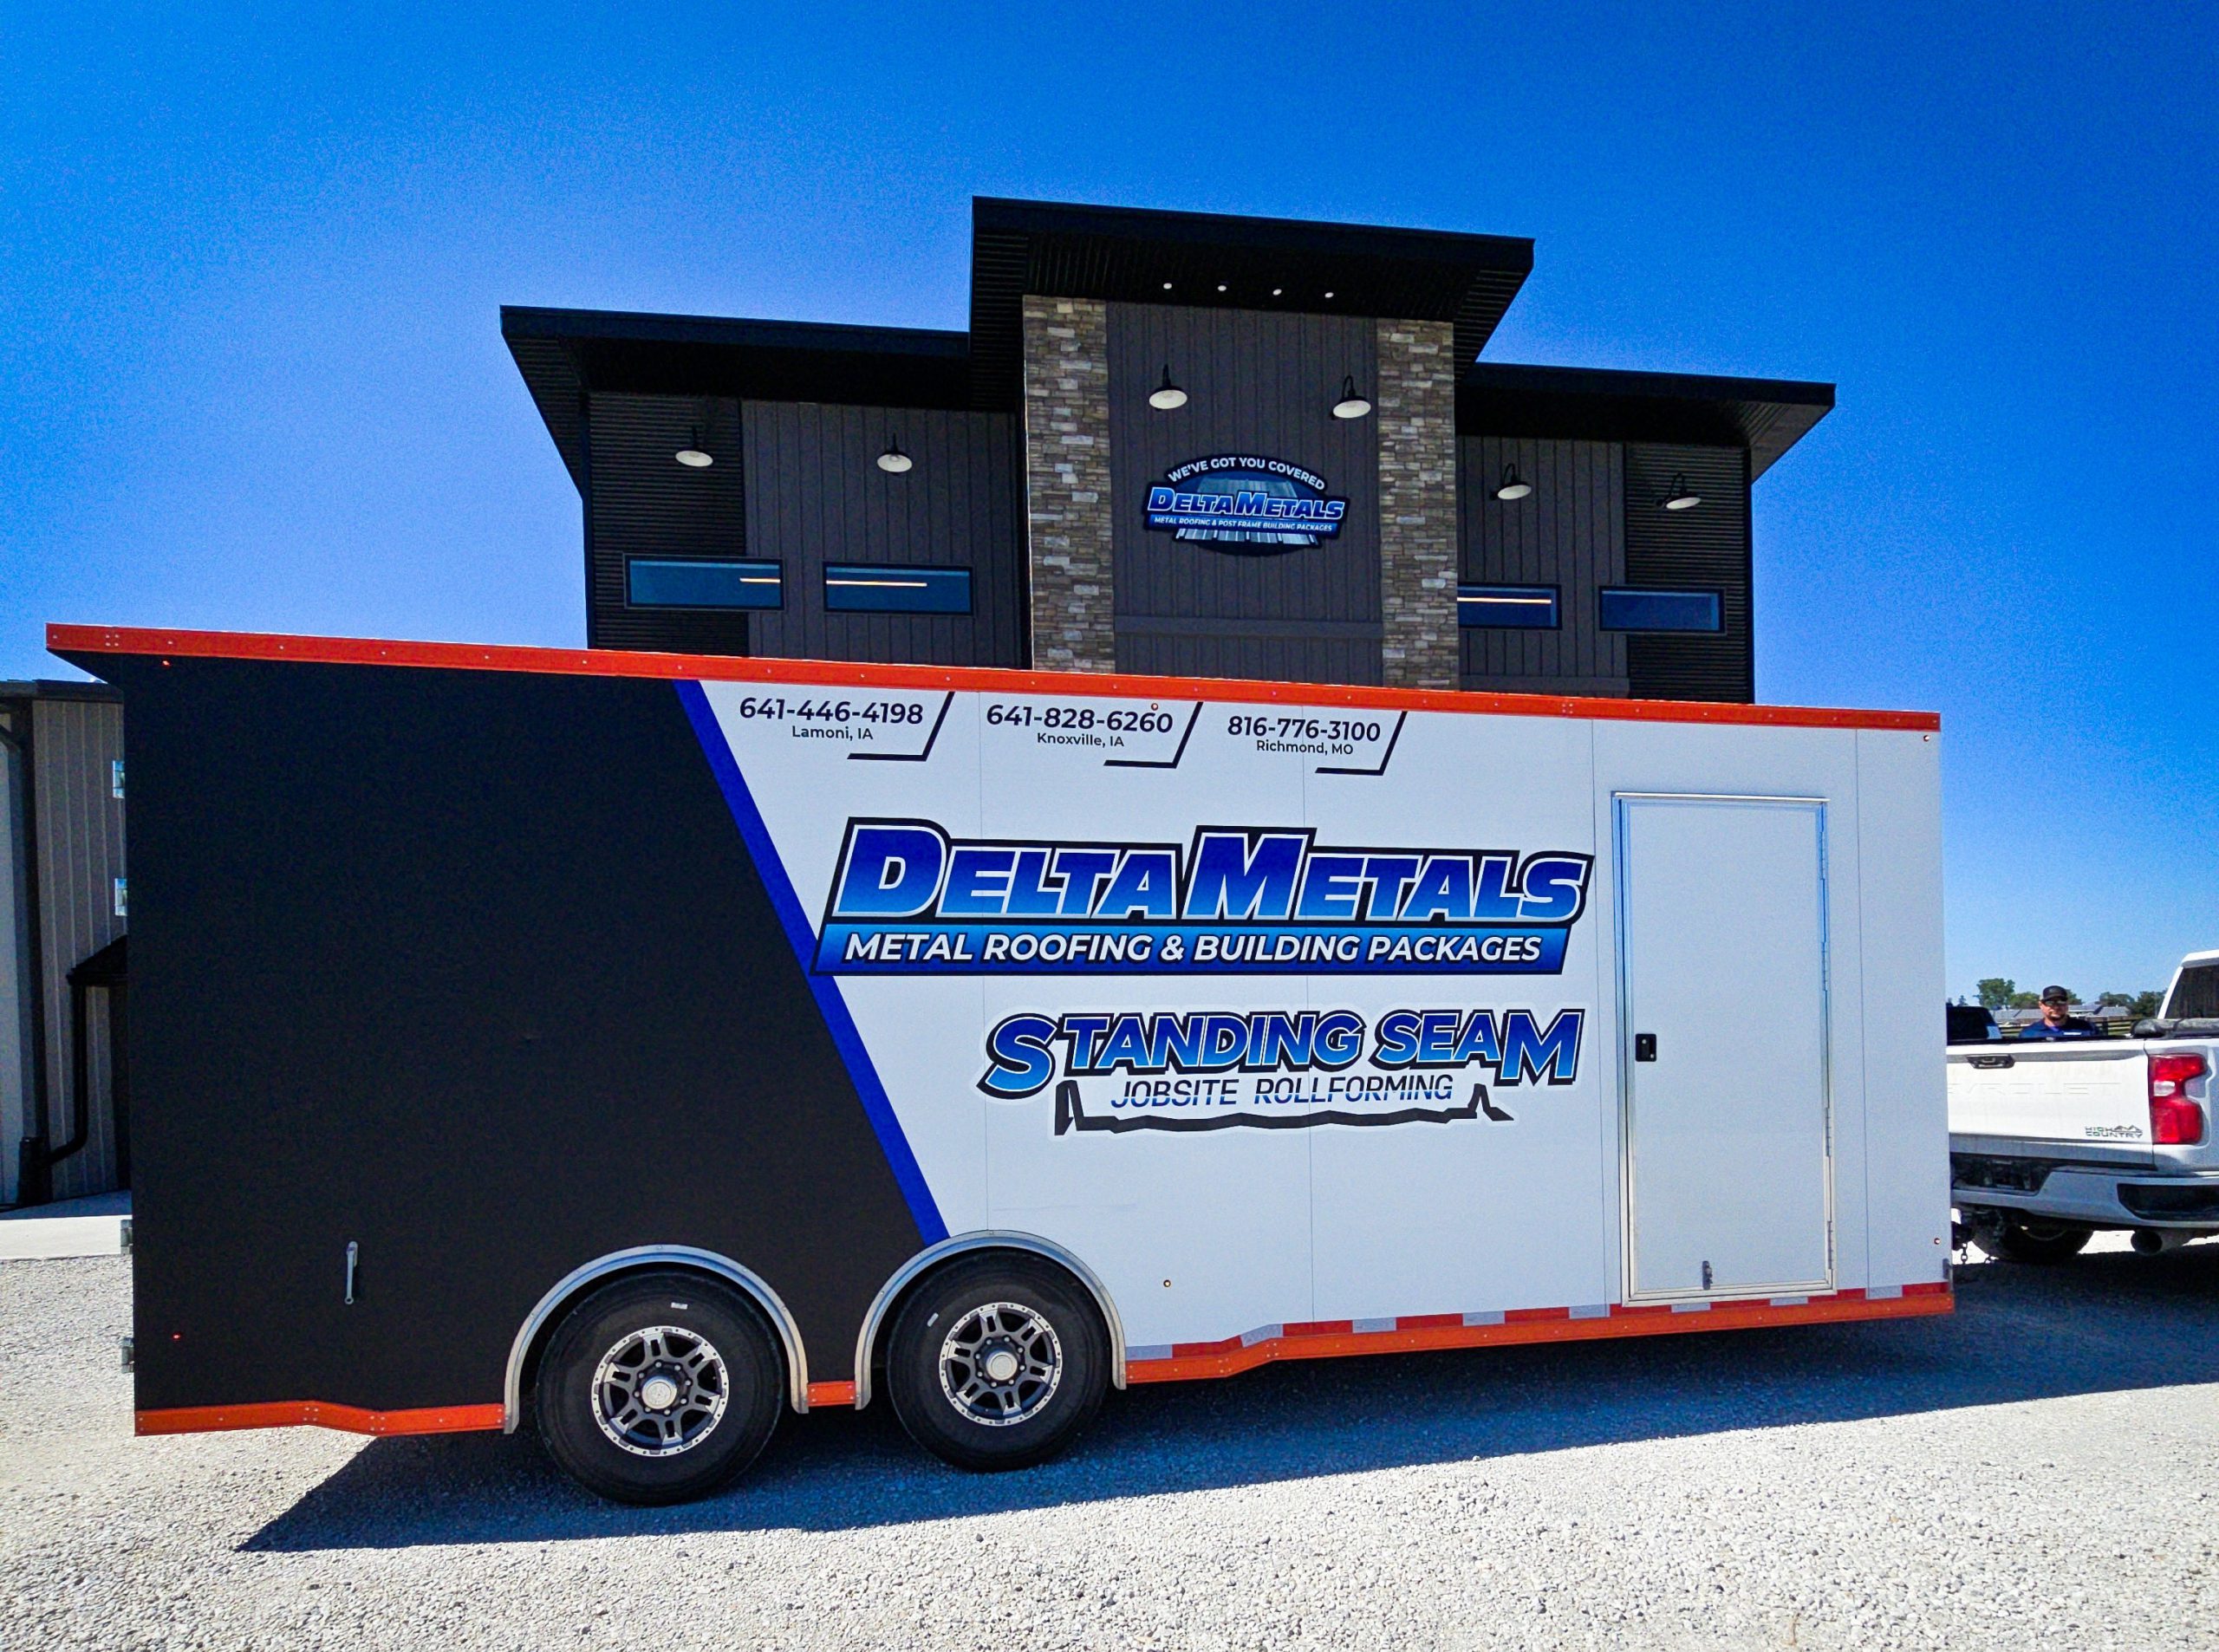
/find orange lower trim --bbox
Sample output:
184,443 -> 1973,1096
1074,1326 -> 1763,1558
135,1400 -> 506,1438
805,1380 -> 858,1408
46,624 -> 1940,734
1125,1289 -> 1951,1384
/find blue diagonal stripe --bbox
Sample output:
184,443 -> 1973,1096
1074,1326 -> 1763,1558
675,680 -> 947,1244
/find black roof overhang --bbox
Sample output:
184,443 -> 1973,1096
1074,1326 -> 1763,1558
502,307 -> 976,491
0,679 -> 123,704
971,197 -> 1533,412
1457,362 -> 1835,480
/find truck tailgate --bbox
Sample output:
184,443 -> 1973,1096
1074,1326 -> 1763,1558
1947,1044 -> 2151,1148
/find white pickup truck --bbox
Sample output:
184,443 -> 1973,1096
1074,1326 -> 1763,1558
1949,951 -> 2219,1261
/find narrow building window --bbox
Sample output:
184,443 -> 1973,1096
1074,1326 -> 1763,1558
627,559 -> 784,609
1598,588 -> 1722,633
823,564 -> 973,615
1457,584 -> 1559,629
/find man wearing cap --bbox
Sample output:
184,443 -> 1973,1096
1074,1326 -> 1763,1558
2020,985 -> 2099,1039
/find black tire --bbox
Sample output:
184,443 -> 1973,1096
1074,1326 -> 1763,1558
885,1255 -> 1109,1473
534,1271 -> 784,1505
1976,1214 -> 2094,1265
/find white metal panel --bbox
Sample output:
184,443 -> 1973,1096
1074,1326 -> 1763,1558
1854,728 -> 1952,1288
1619,795 -> 1832,1298
1305,711 -> 1611,1320
977,691 -> 1314,1346
1592,720 -> 1868,1288
984,1102 -> 1313,1349
700,676 -> 1942,1348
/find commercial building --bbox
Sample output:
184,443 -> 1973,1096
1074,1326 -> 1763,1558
506,198 -> 1832,701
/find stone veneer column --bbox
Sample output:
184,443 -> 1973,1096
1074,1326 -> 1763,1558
1375,319 -> 1461,689
1020,296 -> 1117,672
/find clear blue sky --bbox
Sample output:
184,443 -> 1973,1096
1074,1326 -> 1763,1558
3,3 -> 2213,997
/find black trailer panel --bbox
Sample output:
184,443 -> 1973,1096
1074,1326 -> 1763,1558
107,654 -> 926,1417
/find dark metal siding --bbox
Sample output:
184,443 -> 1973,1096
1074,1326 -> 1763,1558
972,198 -> 1531,410
1112,625 -> 1386,686
585,393 -> 751,654
1458,438 -> 1627,695
0,721 -> 22,1201
1106,302 -> 1382,685
742,403 -> 1025,668
1622,444 -> 1754,703
6,698 -> 128,1201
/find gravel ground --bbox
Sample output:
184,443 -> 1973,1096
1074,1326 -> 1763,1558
3,1238 -> 2216,1650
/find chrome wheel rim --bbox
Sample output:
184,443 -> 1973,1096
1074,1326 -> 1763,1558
592,1325 -> 728,1456
938,1301 -> 1062,1427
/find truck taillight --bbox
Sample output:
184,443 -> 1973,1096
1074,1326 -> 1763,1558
2150,1053 -> 2207,1146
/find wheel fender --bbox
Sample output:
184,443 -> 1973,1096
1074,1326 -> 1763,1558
853,1232 -> 1126,1410
506,1246 -> 810,1429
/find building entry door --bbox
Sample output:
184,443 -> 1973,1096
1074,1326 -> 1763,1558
1617,795 -> 1832,1301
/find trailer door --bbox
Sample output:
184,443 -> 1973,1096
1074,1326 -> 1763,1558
1617,795 -> 1832,1300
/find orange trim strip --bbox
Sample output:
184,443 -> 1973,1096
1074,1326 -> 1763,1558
46,624 -> 1940,733
805,1379 -> 858,1408
135,1400 -> 505,1438
1126,1290 -> 1951,1384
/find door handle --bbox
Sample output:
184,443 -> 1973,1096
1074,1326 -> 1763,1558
1634,1033 -> 1658,1062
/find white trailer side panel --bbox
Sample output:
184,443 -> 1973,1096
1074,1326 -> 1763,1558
700,683 -> 1946,1355
1854,725 -> 1953,1288
1301,712 -> 1607,1325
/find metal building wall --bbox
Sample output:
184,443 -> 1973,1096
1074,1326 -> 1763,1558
0,731 -> 25,1203
582,393 -> 1025,667
742,402 -> 1025,668
1104,303 -> 1383,685
584,393 -> 752,655
6,696 -> 128,1202
1622,444 -> 1754,703
1458,437 -> 1628,695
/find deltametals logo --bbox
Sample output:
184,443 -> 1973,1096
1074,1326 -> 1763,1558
1143,454 -> 1348,552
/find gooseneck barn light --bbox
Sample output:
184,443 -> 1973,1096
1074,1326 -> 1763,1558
1661,473 -> 1702,511
876,438 -> 913,475
1148,366 -> 1188,411
1331,375 -> 1372,420
1494,464 -> 1532,502
674,426 -> 713,468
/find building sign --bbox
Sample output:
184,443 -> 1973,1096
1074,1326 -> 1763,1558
1144,455 -> 1347,553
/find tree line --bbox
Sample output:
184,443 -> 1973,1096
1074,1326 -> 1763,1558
1973,979 -> 2164,1017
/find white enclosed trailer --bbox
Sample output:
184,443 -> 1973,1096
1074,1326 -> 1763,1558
68,627 -> 1951,1504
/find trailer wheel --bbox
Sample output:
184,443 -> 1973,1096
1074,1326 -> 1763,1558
885,1255 -> 1109,1472
1975,1214 -> 2093,1265
534,1271 -> 783,1505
